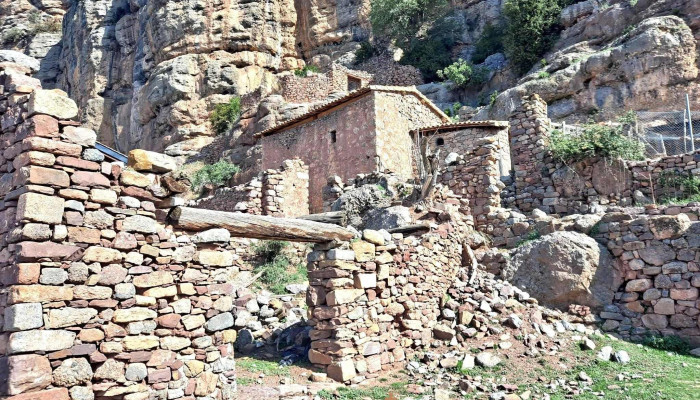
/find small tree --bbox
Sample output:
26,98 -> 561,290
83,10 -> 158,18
436,59 -> 488,88
210,97 -> 241,135
370,0 -> 449,50
503,0 -> 563,74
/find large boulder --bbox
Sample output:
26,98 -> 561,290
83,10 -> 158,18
332,185 -> 391,228
502,231 -> 622,310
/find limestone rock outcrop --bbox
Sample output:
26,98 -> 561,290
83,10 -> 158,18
502,231 -> 622,311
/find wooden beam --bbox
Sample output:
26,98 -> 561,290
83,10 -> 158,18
169,207 -> 355,243
386,224 -> 431,235
298,211 -> 347,226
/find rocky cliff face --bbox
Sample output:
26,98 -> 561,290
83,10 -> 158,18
2,0 -> 698,155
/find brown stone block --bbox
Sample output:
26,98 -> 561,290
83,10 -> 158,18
8,284 -> 74,304
1,354 -> 52,395
68,227 -> 102,244
6,387 -> 69,400
22,137 -> 81,157
15,114 -> 59,140
56,156 -> 100,171
71,171 -> 110,187
12,151 -> 56,169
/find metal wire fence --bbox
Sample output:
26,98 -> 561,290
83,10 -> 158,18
635,111 -> 699,157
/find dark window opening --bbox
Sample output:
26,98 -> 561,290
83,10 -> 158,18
348,77 -> 362,91
330,130 -> 337,143
436,138 -> 445,146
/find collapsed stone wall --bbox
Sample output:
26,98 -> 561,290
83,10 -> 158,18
305,217 -> 468,382
191,159 -> 310,218
279,65 -> 372,104
507,95 -> 700,215
0,66 -> 247,399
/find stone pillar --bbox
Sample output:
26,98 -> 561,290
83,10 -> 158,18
262,159 -> 309,217
508,94 -> 553,212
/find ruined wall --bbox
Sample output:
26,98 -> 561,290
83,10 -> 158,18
279,65 -> 372,104
261,94 -> 378,213
439,136 -> 504,225
593,211 -> 700,346
507,95 -> 700,215
428,123 -> 511,177
0,67 -> 242,399
192,159 -> 310,218
305,221 -> 467,382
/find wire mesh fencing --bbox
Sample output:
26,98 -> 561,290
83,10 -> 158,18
635,111 -> 700,157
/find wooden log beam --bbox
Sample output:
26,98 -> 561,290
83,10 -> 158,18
298,211 -> 347,226
169,207 -> 355,243
386,224 -> 431,235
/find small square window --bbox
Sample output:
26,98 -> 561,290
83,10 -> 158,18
330,130 -> 337,143
436,138 -> 445,146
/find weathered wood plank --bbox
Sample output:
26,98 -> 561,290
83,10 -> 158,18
169,207 -> 355,243
298,211 -> 347,226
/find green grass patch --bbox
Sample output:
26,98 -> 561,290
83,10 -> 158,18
641,334 -> 692,355
515,230 -> 541,247
318,382 -> 409,400
236,376 -> 256,386
236,358 -> 290,377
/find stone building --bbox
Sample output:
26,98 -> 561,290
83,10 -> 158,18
257,86 -> 450,212
413,121 -> 511,177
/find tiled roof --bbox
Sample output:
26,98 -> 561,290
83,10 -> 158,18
413,120 -> 509,133
255,85 -> 450,138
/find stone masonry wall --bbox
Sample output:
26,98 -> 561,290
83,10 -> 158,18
305,219 -> 467,383
593,211 -> 700,346
439,136 -> 505,227
0,65 -> 242,400
279,64 -> 372,104
192,159 -> 310,218
506,95 -> 700,215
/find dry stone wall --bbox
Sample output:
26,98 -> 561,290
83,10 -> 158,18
304,215 -> 468,383
593,210 -> 700,346
191,159 -> 309,218
507,95 -> 700,215
279,65 -> 372,104
0,65 -> 247,400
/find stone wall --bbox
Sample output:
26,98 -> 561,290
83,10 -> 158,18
305,218 -> 468,383
0,65 -> 243,399
191,159 -> 310,218
279,64 -> 372,104
425,123 -> 511,178
438,136 -> 505,226
506,95 -> 700,215
593,211 -> 700,346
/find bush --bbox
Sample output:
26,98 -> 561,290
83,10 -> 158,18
437,59 -> 489,88
444,102 -> 462,120
370,0 -> 449,50
354,41 -> 375,64
2,28 -> 27,45
210,97 -> 241,135
293,65 -> 320,77
472,23 -> 504,64
538,71 -> 551,79
400,15 -> 459,80
503,0 -> 564,74
548,116 -> 645,163
642,335 -> 691,354
658,171 -> 700,204
253,241 -> 308,295
190,160 -> 240,191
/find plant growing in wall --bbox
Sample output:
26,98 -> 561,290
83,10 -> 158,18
293,65 -> 321,77
252,241 -> 308,294
210,96 -> 241,135
548,114 -> 645,163
190,160 -> 240,192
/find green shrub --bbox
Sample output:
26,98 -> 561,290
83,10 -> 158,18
472,23 -> 504,64
489,90 -> 499,106
503,0 -> 564,74
642,335 -> 691,354
370,0 -> 449,50
516,230 -> 541,247
294,65 -> 321,77
354,41 -> 375,64
252,241 -> 307,295
190,160 -> 240,191
548,117 -> 645,163
210,97 -> 241,135
31,18 -> 62,34
437,59 -> 489,88
2,28 -> 27,45
538,70 -> 551,79
658,171 -> 700,204
444,102 -> 462,120
400,38 -> 452,81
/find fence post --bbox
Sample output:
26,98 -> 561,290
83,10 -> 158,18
686,93 -> 695,152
